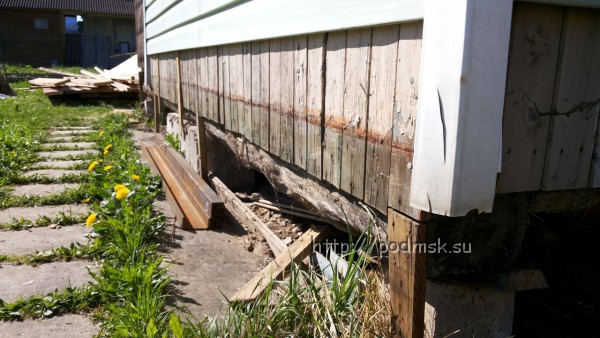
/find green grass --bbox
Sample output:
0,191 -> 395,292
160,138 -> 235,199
2,64 -> 97,75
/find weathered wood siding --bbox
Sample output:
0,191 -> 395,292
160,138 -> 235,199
498,3 -> 600,193
148,22 -> 424,217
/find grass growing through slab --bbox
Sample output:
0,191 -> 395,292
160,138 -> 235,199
1,88 -> 391,336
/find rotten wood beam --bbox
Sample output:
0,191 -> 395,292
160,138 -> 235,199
204,121 -> 388,241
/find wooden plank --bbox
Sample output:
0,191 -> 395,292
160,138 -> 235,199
230,225 -> 329,302
388,21 -> 423,216
39,67 -> 88,78
207,47 -> 219,123
28,78 -> 70,87
212,176 -> 286,255
145,146 -> 210,229
69,78 -> 113,86
269,39 -> 282,155
199,48 -> 209,119
259,40 -> 271,149
498,4 -> 563,193
323,31 -> 346,188
365,25 -> 399,213
280,38 -> 295,163
251,42 -> 262,144
221,45 -> 232,130
146,0 -> 424,55
306,34 -> 326,179
243,42 -> 253,140
341,28 -> 371,199
192,49 -> 200,118
176,52 -> 184,134
388,209 -> 426,338
543,8 -> 600,190
229,44 -> 244,134
293,36 -> 308,170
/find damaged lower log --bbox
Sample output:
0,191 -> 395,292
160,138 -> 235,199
204,121 -> 388,241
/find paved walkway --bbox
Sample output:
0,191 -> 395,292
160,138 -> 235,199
0,128 -> 99,337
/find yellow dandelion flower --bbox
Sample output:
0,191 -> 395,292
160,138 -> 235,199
82,198 -> 91,203
99,131 -> 105,137
103,144 -> 113,153
86,213 -> 97,227
131,174 -> 140,181
115,187 -> 130,200
114,184 -> 126,191
103,165 -> 113,172
88,160 -> 99,171
98,159 -> 103,163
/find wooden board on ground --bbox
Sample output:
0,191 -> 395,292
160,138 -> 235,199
230,225 -> 329,302
28,78 -> 70,87
69,78 -> 113,87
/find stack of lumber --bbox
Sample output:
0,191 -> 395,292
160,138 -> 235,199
30,55 -> 140,98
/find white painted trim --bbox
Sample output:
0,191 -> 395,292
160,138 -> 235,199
409,0 -> 513,216
143,0 -> 148,86
146,0 -> 181,23
518,0 -> 600,9
146,0 -> 423,55
146,0 -> 244,39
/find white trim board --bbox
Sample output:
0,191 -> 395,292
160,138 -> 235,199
146,0 -> 181,23
409,0 -> 513,216
146,0 -> 244,39
146,0 -> 424,55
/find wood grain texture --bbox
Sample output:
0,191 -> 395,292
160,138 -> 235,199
306,34 -> 326,179
365,25 -> 399,214
388,21 -> 422,216
222,45 -> 232,130
259,40 -> 271,150
280,38 -> 295,163
323,31 -> 346,188
251,42 -> 261,144
207,47 -> 220,123
230,44 -> 244,134
243,42 -> 253,139
543,8 -> 600,190
341,28 -> 371,199
269,39 -> 282,155
388,209 -> 426,338
293,36 -> 308,170
199,48 -> 208,118
498,3 -> 563,193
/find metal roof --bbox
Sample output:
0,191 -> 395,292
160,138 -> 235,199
0,0 -> 134,16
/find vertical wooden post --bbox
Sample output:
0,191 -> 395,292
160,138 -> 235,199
176,52 -> 184,136
155,55 -> 162,134
196,118 -> 209,181
388,209 -> 426,338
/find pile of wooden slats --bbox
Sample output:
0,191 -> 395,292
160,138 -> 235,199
30,56 -> 140,98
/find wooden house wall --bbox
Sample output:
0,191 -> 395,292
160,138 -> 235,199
498,3 -> 600,193
148,22 -> 423,217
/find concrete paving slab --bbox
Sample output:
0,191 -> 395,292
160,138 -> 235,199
0,224 -> 90,255
0,205 -> 90,224
49,130 -> 93,136
36,150 -> 95,159
40,142 -> 95,149
43,137 -> 78,143
23,169 -> 84,179
33,160 -> 85,169
0,314 -> 99,338
10,183 -> 80,197
0,262 -> 97,303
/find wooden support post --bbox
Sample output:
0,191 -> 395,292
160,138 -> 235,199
176,52 -> 184,136
388,209 -> 426,338
155,56 -> 161,134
